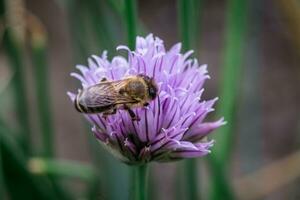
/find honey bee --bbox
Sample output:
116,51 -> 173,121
74,74 -> 158,121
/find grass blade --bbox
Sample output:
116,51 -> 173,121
177,0 -> 203,199
3,29 -> 31,155
28,158 -> 96,181
124,0 -> 138,49
209,0 -> 249,199
28,14 -> 54,157
0,124 -> 57,200
0,119 -> 6,199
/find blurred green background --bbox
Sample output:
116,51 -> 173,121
0,0 -> 300,199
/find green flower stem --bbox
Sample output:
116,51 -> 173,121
207,156 -> 234,200
178,0 -> 191,51
178,0 -> 201,199
0,0 -> 6,188
0,146 -> 4,199
184,159 -> 199,200
134,165 -> 148,200
191,0 -> 202,50
32,46 -> 53,157
213,0 -> 248,164
67,1 -> 90,61
209,0 -> 248,199
29,18 -> 54,157
86,0 -> 116,53
124,1 -> 143,199
0,119 -> 6,199
106,0 -> 148,40
3,29 -> 31,155
28,158 -> 96,182
178,0 -> 201,51
124,0 -> 138,49
107,0 -> 124,17
26,16 -> 78,200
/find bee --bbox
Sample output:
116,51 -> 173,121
74,74 -> 158,121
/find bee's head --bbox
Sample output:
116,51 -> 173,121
138,74 -> 158,100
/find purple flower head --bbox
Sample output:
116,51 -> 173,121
68,34 -> 225,164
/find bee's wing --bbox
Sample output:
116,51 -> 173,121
83,81 -> 137,108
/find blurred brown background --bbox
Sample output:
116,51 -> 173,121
1,0 -> 300,199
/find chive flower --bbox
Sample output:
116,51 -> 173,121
68,34 -> 225,164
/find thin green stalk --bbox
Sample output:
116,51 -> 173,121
3,29 -> 31,155
0,145 -> 4,199
191,0 -> 202,51
213,0 -> 248,164
105,0 -> 149,42
85,175 -> 102,200
29,21 -> 54,157
85,125 -> 130,200
107,0 -> 124,16
178,0 -> 202,50
178,0 -> 201,199
213,0 -> 249,163
67,0 -> 90,62
207,156 -> 234,200
178,0 -> 191,51
0,2 -> 6,197
209,0 -> 249,199
124,0 -> 138,49
212,0 -> 247,172
32,46 -> 53,157
0,119 -> 6,199
184,159 -> 199,200
27,20 -> 73,200
175,164 -> 185,200
27,14 -> 71,199
124,1 -> 140,199
134,165 -> 148,200
67,1 -> 129,199
28,158 -> 95,181
85,0 -> 116,53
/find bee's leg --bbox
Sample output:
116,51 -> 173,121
124,104 -> 140,121
103,109 -> 117,116
102,109 -> 117,119
111,109 -> 117,115
100,77 -> 107,82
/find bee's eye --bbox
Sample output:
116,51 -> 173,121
148,87 -> 157,99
